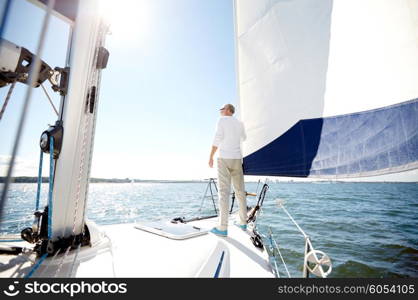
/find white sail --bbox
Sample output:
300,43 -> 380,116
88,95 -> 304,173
234,0 -> 418,178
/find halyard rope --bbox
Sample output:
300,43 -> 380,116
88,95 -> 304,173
35,149 -> 44,210
24,253 -> 48,278
47,137 -> 54,239
37,248 -> 61,277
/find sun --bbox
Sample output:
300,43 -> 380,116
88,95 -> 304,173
99,0 -> 150,42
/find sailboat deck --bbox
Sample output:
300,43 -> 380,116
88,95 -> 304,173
0,214 -> 273,278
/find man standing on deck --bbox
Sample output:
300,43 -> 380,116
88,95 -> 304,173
208,104 -> 247,237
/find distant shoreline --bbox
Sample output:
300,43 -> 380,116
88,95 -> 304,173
0,177 -> 205,184
0,176 -> 416,184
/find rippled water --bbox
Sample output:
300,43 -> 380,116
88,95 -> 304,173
1,182 -> 417,278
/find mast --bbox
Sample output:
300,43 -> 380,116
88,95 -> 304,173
50,0 -> 108,240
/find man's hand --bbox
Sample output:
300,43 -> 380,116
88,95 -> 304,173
208,157 -> 214,168
208,146 -> 218,168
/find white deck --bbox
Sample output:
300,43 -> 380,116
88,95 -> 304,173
0,214 -> 274,278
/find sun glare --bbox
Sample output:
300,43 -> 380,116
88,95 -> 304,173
100,0 -> 150,42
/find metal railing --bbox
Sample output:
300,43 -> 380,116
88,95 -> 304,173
264,199 -> 332,278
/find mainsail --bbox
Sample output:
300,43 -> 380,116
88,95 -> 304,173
234,0 -> 418,178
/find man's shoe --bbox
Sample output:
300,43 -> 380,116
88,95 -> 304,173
235,223 -> 247,231
210,227 -> 228,237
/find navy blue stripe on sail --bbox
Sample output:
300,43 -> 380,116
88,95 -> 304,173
243,98 -> 418,178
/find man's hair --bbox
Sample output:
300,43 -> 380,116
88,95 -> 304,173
224,104 -> 235,114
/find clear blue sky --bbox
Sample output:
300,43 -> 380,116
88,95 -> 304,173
0,0 -> 236,180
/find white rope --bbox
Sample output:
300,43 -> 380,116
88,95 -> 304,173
0,81 -> 16,121
54,245 -> 71,277
272,259 -> 280,278
68,243 -> 81,277
72,107 -> 90,235
40,83 -> 59,116
37,248 -> 61,277
277,202 -> 308,239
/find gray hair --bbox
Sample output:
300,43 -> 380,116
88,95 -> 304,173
223,104 -> 235,114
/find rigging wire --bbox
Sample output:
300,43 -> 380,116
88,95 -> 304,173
278,202 -> 308,239
40,83 -> 59,116
197,179 -> 211,213
0,81 -> 16,121
275,200 -> 329,277
268,229 -> 291,277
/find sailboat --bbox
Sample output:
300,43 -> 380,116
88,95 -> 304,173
0,0 -> 417,278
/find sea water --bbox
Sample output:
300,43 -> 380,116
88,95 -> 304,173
1,182 -> 417,278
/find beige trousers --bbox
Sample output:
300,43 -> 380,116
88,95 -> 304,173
217,158 -> 247,231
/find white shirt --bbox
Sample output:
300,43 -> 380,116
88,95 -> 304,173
212,116 -> 247,159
